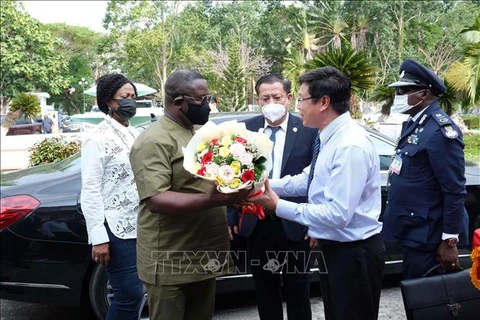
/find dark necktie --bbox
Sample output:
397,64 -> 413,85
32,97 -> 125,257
401,118 -> 414,136
307,133 -> 320,188
269,126 -> 280,178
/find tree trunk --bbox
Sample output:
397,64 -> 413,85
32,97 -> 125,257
397,2 -> 404,64
162,41 -> 167,107
1,109 -> 23,133
1,95 -> 11,114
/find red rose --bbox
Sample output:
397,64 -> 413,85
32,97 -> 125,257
201,152 -> 213,164
211,138 -> 219,145
197,166 -> 206,176
235,136 -> 248,145
241,170 -> 255,182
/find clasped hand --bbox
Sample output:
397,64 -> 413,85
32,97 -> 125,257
206,183 -> 252,207
240,179 -> 279,211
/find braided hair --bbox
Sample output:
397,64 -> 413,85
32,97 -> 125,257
96,74 -> 137,114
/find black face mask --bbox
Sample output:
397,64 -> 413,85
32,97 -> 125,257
112,99 -> 137,121
186,101 -> 211,125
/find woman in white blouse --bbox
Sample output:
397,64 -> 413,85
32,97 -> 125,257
81,74 -> 144,320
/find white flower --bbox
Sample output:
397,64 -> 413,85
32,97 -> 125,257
218,165 -> 236,183
239,153 -> 253,165
229,142 -> 246,158
206,163 -> 220,176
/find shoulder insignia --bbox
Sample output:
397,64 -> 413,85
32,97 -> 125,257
433,112 -> 452,126
441,125 -> 459,139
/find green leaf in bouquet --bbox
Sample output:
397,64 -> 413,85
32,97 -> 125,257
253,156 -> 267,164
213,156 -> 223,165
225,155 -> 235,165
254,163 -> 266,181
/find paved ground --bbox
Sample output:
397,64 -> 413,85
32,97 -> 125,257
212,279 -> 405,320
1,278 -> 406,320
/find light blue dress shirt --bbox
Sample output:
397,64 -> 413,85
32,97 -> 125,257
271,112 -> 383,242
263,113 -> 289,179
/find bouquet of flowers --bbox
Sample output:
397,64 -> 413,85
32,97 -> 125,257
183,120 -> 273,194
471,228 -> 480,290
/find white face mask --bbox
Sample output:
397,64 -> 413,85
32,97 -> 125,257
391,90 -> 424,114
262,103 -> 287,122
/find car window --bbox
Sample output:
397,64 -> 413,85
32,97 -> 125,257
368,134 -> 395,171
9,115 -> 37,125
15,118 -> 30,125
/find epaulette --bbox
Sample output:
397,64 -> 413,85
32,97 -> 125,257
432,112 -> 452,127
431,112 -> 459,139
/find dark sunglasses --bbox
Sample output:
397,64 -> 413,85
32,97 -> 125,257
395,87 -> 427,95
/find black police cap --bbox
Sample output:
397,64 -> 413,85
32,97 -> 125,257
388,59 -> 446,96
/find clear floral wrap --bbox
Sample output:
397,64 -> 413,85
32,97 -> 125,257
183,120 -> 273,194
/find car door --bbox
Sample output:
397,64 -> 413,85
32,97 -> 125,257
367,130 -> 405,274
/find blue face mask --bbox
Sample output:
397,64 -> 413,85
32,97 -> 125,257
112,99 -> 137,121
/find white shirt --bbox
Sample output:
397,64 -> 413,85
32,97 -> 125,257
81,115 -> 140,245
263,113 -> 289,179
271,112 -> 383,242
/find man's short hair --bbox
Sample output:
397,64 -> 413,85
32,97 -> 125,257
165,70 -> 206,99
255,74 -> 292,95
299,67 -> 351,115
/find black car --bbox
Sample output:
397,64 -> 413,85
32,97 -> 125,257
1,113 -> 479,319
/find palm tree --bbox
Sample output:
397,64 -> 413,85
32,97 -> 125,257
309,1 -> 350,52
437,80 -> 462,116
304,45 -> 378,119
283,7 -> 319,102
1,93 -> 41,133
444,14 -> 480,106
304,46 -> 378,95
368,86 -> 395,123
438,80 -> 472,134
319,18 -> 349,51
353,15 -> 371,51
285,8 -> 319,61
283,46 -> 306,103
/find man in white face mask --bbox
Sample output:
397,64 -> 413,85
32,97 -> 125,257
227,74 -> 317,320
383,59 -> 469,281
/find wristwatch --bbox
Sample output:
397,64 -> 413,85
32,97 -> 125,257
444,238 -> 458,247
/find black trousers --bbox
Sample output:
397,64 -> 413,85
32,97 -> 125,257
402,245 -> 438,280
248,219 -> 312,320
318,233 -> 385,320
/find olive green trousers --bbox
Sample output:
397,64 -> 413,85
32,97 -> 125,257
146,278 -> 216,320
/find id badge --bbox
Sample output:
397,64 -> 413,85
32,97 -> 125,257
389,154 -> 402,175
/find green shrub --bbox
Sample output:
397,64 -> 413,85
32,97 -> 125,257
9,92 -> 41,115
29,137 -> 81,166
461,115 -> 480,130
464,134 -> 480,162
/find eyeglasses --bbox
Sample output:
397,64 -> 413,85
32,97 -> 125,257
296,96 -> 318,103
395,87 -> 426,95
181,94 -> 212,105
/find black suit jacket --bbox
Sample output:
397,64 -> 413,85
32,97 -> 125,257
227,113 -> 317,241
